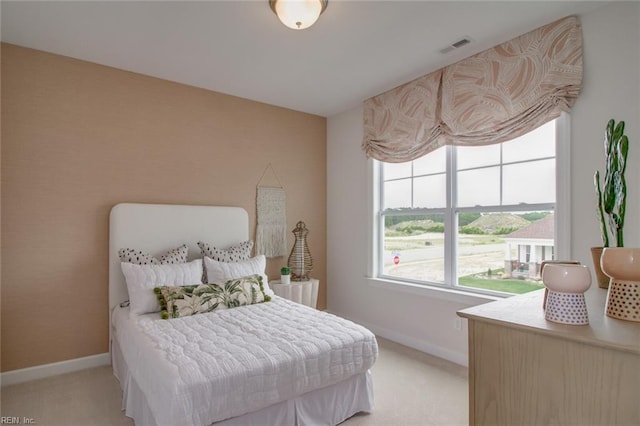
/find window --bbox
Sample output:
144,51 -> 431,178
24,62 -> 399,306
373,116 -> 569,297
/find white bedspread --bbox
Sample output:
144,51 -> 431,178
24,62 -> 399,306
113,296 -> 378,426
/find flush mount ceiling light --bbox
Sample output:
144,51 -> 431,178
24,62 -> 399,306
269,0 -> 328,30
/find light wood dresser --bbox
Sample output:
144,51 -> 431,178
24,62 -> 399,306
458,287 -> 640,425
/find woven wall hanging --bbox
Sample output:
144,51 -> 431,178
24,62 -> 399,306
256,164 -> 287,258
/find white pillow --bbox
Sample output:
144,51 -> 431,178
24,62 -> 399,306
204,255 -> 274,297
121,259 -> 203,315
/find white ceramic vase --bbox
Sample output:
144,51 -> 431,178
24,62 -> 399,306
542,264 -> 591,325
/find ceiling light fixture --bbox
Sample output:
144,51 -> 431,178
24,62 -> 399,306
269,0 -> 328,30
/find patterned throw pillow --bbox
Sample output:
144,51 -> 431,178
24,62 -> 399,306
118,244 -> 189,265
197,240 -> 253,263
155,274 -> 270,319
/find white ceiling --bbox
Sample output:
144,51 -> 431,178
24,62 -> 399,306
2,1 -> 606,117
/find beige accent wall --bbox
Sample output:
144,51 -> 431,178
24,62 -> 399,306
1,43 -> 327,372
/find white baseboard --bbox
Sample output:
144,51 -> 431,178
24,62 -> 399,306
1,353 -> 110,386
328,310 -> 468,367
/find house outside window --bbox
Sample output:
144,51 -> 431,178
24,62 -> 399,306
373,116 -> 569,297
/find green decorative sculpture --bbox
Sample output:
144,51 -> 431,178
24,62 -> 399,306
594,119 -> 629,248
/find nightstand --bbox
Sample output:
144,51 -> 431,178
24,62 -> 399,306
270,278 -> 319,309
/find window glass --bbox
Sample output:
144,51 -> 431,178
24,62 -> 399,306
413,174 -> 446,208
377,118 -> 561,296
502,159 -> 555,205
383,179 -> 412,209
382,213 -> 445,283
457,144 -> 500,170
457,167 -> 500,207
384,162 -> 412,180
413,146 -> 446,175
502,120 -> 555,163
456,211 -> 553,294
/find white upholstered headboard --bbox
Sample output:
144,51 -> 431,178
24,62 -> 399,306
109,203 -> 249,313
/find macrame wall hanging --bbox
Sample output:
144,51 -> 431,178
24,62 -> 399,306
256,163 -> 287,258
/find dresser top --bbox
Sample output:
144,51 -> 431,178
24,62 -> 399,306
458,287 -> 640,355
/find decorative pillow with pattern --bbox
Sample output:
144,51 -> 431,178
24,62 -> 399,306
118,244 -> 189,265
197,240 -> 253,263
155,274 -> 271,319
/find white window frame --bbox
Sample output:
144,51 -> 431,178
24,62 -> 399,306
367,113 -> 571,299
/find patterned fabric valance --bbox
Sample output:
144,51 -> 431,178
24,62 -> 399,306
363,16 -> 583,163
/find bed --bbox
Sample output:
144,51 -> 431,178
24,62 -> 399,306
109,203 -> 378,426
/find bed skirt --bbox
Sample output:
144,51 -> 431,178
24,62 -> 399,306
112,338 -> 374,426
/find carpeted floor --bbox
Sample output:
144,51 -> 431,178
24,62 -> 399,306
1,337 -> 468,425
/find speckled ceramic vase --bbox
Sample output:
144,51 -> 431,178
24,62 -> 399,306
601,247 -> 640,322
542,264 -> 592,325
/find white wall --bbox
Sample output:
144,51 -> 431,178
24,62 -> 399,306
326,1 -> 640,366
571,1 -> 640,254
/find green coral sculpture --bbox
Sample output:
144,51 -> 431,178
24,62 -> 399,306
594,119 -> 629,247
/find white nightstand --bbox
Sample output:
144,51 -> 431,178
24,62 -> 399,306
270,278 -> 319,309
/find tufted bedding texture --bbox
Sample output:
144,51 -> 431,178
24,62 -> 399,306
112,296 -> 378,425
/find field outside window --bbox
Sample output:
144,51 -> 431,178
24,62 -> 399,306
378,119 -> 559,296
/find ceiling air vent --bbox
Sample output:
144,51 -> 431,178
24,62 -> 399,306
440,36 -> 472,54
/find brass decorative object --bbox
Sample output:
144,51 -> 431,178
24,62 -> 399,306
287,221 -> 313,281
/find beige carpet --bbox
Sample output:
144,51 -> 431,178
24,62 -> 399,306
1,338 -> 468,425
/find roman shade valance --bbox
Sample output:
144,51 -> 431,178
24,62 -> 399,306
363,16 -> 583,163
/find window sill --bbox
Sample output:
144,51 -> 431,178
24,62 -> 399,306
366,277 -> 501,305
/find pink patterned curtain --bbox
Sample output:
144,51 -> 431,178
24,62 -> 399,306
363,16 -> 582,162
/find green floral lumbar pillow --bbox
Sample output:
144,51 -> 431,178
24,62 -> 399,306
155,274 -> 271,319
